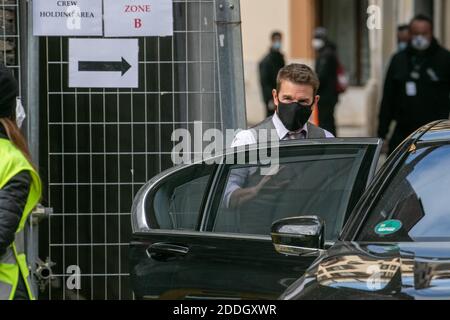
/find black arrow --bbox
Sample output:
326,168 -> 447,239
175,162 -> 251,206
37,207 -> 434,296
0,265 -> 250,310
78,57 -> 132,76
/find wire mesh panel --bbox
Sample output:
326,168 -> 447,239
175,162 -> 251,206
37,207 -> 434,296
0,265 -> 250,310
0,0 -> 21,91
38,0 -> 244,300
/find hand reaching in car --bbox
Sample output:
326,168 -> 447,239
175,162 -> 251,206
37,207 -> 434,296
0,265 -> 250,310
256,166 -> 291,191
229,166 -> 291,209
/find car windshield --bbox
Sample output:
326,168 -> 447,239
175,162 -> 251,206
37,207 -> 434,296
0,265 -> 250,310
358,143 -> 450,242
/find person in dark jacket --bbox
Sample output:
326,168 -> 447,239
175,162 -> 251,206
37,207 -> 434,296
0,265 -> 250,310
378,14 -> 450,154
312,27 -> 339,136
0,65 -> 42,300
259,31 -> 286,117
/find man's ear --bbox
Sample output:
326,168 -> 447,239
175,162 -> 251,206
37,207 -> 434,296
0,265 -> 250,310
314,95 -> 320,107
272,89 -> 279,111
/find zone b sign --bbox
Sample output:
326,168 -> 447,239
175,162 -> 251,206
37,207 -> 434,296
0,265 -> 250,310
103,0 -> 173,37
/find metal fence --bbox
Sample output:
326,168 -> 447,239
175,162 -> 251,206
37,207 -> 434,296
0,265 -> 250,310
0,0 -> 21,90
30,0 -> 246,300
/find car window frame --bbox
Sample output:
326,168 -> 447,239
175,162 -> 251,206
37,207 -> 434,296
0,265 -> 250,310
131,162 -> 221,234
132,139 -> 382,240
201,139 -> 382,241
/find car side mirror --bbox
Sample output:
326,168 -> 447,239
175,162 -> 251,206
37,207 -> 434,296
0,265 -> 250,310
271,216 -> 325,256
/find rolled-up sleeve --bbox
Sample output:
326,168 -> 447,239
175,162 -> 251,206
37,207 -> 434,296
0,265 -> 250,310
222,130 -> 257,208
230,130 -> 257,148
223,167 -> 251,208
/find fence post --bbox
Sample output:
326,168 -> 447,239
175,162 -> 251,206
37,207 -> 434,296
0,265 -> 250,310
215,0 -> 247,132
20,0 -> 41,299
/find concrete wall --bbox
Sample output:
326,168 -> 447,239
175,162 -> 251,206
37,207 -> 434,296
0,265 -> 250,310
241,0 -> 291,126
290,0 -> 315,63
436,0 -> 450,49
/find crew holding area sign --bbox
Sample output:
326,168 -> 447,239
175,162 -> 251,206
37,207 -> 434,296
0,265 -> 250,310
33,0 -> 103,36
39,1 -> 94,17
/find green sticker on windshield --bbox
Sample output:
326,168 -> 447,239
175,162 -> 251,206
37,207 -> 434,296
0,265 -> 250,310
375,220 -> 402,236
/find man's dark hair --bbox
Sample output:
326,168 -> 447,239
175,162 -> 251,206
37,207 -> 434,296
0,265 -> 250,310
409,14 -> 433,31
276,64 -> 320,95
271,31 -> 282,41
397,24 -> 409,32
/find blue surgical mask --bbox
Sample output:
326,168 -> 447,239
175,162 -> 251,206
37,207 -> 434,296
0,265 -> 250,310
272,41 -> 282,51
398,41 -> 408,51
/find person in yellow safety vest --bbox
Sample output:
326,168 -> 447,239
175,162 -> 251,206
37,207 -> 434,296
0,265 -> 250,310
0,64 -> 42,300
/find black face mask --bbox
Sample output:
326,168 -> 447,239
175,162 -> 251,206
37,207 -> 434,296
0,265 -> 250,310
277,100 -> 314,132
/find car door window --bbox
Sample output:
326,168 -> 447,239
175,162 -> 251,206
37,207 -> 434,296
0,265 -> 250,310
358,143 -> 450,242
211,145 -> 374,241
146,165 -> 214,230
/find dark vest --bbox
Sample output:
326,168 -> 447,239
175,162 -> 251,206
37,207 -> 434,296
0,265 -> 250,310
250,117 -> 327,142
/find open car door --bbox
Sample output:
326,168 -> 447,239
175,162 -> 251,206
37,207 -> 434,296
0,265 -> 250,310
130,138 -> 382,299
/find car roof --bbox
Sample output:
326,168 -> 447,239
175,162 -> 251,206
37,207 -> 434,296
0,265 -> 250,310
412,120 -> 450,143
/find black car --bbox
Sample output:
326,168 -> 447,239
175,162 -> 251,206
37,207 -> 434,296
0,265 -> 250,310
129,132 -> 383,299
280,120 -> 450,300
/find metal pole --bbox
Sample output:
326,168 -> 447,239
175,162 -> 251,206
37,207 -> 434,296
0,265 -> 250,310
215,0 -> 247,132
20,0 -> 41,299
24,0 -> 40,163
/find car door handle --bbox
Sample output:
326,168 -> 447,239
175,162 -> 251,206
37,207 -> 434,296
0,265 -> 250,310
146,243 -> 189,259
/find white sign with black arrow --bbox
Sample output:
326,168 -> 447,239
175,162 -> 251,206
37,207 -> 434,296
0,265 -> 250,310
69,39 -> 139,88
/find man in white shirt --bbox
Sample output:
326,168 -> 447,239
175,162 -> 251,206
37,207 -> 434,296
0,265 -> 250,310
225,63 -> 334,209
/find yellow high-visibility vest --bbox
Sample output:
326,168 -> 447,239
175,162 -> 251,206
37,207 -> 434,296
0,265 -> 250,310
0,138 -> 42,300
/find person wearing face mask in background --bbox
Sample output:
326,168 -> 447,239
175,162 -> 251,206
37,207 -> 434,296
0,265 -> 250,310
312,27 -> 339,136
378,14 -> 450,155
259,31 -> 286,117
224,64 -> 334,209
397,24 -> 411,52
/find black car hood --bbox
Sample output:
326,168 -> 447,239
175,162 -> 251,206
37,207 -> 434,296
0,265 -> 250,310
281,242 -> 450,300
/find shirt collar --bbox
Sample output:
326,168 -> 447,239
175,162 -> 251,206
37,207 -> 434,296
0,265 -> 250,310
272,112 -> 308,140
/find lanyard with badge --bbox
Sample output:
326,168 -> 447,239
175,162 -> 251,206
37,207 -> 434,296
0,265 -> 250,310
406,55 -> 424,97
407,54 -> 440,97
